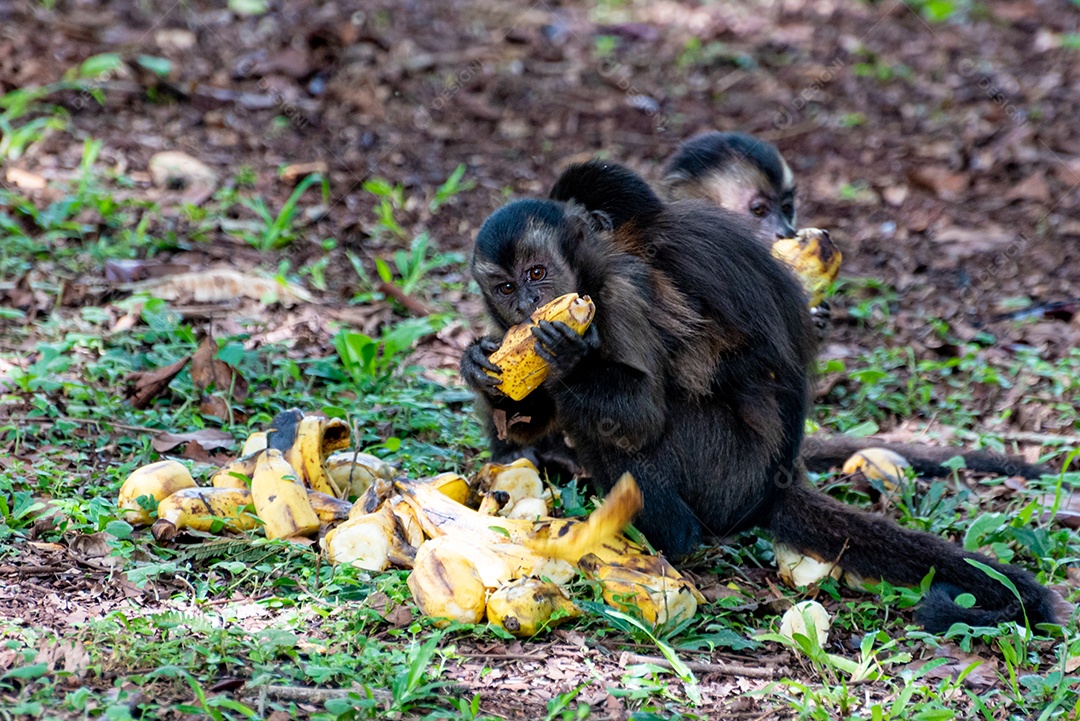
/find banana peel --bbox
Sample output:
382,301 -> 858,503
487,293 -> 596,400
771,228 -> 841,307
118,460 -> 197,525
322,504 -> 408,571
210,449 -> 264,489
267,409 -> 351,498
325,450 -> 397,498
580,552 -> 703,626
407,535 -> 489,627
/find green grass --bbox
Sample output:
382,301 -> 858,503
1,114 -> 1078,719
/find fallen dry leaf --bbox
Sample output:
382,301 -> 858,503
152,429 -> 235,453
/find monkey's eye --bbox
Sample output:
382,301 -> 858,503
750,200 -> 770,218
527,266 -> 546,282
781,202 -> 795,218
497,282 -> 516,295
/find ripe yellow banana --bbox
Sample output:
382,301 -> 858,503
486,293 -> 596,400
241,431 -> 268,457
118,460 -> 197,525
251,448 -> 322,540
842,448 -> 910,492
325,450 -> 397,498
210,450 -> 264,489
425,473 -> 472,505
486,578 -> 580,637
407,535 -> 489,627
307,490 -> 354,525
771,228 -> 841,307
151,487 -> 259,542
580,552 -> 701,625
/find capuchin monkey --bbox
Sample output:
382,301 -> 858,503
552,141 -> 1051,482
663,131 -> 797,242
460,163 -> 1058,632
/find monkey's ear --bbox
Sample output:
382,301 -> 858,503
588,210 -> 614,233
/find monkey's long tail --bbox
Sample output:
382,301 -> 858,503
799,436 -> 1051,479
768,483 -> 1059,632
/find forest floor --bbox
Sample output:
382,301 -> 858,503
1,0 -> 1079,718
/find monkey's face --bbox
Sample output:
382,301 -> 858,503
472,201 -> 578,328
664,131 -> 798,241
668,163 -> 797,241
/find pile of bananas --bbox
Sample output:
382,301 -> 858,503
117,408 -> 702,636
117,409 -> 393,544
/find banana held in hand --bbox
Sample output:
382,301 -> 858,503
118,460 -> 197,525
486,578 -> 580,637
487,293 -> 596,400
251,448 -> 322,540
771,228 -> 841,307
151,487 -> 259,542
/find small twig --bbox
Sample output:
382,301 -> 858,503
458,653 -> 545,662
12,565 -> 67,577
5,415 -> 160,434
619,653 -> 780,679
244,684 -> 392,705
955,429 -> 1078,447
378,282 -> 432,316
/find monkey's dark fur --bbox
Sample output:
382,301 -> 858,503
462,163 -> 1058,632
552,150 -> 1052,482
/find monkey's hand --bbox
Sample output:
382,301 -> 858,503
532,321 -> 599,380
461,337 -> 505,397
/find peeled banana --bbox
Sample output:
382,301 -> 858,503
487,293 -> 596,400
251,448 -> 322,540
475,458 -> 544,513
771,228 -> 841,307
487,578 -> 580,637
774,542 -> 843,589
151,486 -> 259,542
240,431 -> 268,457
118,460 -> 197,525
321,504 -> 400,571
325,450 -> 397,498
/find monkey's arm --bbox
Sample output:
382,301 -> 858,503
534,322 -> 667,450
461,336 -> 560,447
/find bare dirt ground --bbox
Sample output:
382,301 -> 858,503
2,0 -> 1079,717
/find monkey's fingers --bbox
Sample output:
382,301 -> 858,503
532,320 -> 585,349
479,337 -> 502,354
